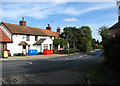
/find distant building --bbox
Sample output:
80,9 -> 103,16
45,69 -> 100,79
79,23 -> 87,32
0,17 -> 61,55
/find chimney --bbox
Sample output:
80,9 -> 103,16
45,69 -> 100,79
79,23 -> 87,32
19,17 -> 26,26
46,24 -> 51,31
57,27 -> 61,34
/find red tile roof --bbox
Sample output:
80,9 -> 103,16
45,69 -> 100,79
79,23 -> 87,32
0,28 -> 12,43
2,22 -> 59,37
18,41 -> 28,45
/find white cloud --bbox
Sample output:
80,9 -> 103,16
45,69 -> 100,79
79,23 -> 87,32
2,2 -> 116,19
64,18 -> 79,22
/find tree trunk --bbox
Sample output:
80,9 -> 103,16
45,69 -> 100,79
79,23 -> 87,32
73,42 -> 76,49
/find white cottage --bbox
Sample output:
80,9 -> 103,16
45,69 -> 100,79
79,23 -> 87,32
0,17 -> 61,56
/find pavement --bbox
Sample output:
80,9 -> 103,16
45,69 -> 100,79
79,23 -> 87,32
0,49 -> 99,61
0,54 -> 68,61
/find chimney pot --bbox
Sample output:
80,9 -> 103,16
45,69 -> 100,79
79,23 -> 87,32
48,24 -> 50,27
57,27 -> 61,34
22,17 -> 24,21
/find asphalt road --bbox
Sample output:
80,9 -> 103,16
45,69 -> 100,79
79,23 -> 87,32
2,50 -> 102,78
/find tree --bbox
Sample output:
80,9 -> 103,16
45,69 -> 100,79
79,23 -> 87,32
61,26 -> 93,52
60,27 -> 78,49
91,38 -> 96,50
53,38 -> 68,49
95,40 -> 100,45
98,25 -> 109,42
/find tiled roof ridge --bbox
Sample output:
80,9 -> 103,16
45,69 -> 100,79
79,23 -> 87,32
2,22 -> 58,33
2,22 -> 59,37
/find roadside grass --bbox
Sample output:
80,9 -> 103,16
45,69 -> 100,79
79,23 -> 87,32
87,62 -> 120,85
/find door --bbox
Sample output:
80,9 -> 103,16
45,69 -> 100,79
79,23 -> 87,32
22,45 -> 27,55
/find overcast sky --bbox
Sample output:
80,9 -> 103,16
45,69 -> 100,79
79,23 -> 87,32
0,0 -> 118,41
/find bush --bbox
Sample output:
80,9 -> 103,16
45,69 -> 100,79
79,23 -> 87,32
53,49 -> 58,54
103,35 -> 120,71
95,44 -> 103,49
63,48 -> 79,54
64,49 -> 69,54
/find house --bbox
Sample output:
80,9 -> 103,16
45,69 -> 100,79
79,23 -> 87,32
0,28 -> 12,49
109,2 -> 120,38
109,21 -> 120,38
0,17 -> 61,56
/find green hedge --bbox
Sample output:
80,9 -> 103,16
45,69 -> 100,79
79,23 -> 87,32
54,48 -> 80,54
103,35 -> 120,71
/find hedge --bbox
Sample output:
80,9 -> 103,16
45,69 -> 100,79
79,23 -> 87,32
103,35 -> 120,71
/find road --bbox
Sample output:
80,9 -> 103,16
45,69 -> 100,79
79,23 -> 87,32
1,50 -> 102,84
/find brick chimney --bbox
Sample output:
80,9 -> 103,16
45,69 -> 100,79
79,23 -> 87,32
57,27 -> 61,34
46,24 -> 51,31
19,17 -> 26,26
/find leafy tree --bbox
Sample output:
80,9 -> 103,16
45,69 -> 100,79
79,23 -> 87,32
98,25 -> 109,42
53,38 -> 68,49
91,38 -> 96,50
96,40 -> 100,45
60,27 -> 78,49
61,26 -> 93,52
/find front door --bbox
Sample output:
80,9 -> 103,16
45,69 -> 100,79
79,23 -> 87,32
22,45 -> 26,55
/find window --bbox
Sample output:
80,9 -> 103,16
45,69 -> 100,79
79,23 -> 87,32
50,36 -> 52,39
28,45 -> 30,49
50,44 -> 52,49
35,36 -> 38,41
43,44 -> 48,49
1,43 -> 7,49
26,35 -> 30,41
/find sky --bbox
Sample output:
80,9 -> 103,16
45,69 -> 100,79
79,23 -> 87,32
0,0 -> 119,42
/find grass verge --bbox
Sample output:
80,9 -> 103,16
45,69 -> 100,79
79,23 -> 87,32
87,62 -> 120,85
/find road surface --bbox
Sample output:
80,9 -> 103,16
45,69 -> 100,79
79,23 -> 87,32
1,50 -> 102,84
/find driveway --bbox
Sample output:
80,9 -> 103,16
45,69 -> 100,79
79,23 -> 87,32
1,50 -> 102,84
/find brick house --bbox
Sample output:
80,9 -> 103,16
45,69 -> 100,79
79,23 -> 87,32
109,21 -> 120,38
109,1 -> 120,38
0,17 -> 61,56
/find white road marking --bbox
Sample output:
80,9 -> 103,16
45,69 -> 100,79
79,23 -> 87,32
28,62 -> 32,64
79,56 -> 83,58
50,60 -> 54,61
74,57 -> 77,58
84,55 -> 87,56
66,58 -> 68,60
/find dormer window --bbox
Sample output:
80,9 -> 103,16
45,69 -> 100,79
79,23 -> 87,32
26,35 -> 30,41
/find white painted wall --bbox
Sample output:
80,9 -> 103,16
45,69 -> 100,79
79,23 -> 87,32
41,38 -> 53,53
1,24 -> 58,55
7,34 -> 53,54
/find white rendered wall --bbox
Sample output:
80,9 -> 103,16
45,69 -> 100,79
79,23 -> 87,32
7,34 -> 53,54
41,38 -> 53,53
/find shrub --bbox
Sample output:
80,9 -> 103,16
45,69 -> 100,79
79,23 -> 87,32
95,44 -> 103,49
103,35 -> 120,71
64,49 -> 69,54
53,49 -> 58,54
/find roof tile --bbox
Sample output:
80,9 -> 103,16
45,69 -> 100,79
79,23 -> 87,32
0,28 -> 12,42
2,22 -> 59,37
